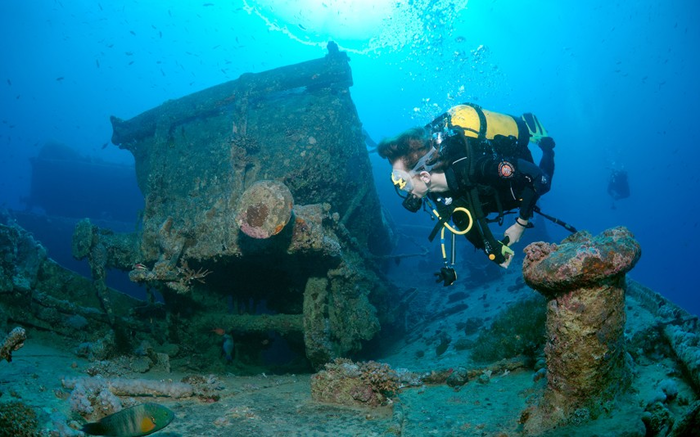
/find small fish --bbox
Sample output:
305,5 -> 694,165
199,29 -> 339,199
298,23 -> 306,31
82,403 -> 174,436
6,79 -> 11,86
130,30 -> 136,36
56,76 -> 64,81
222,334 -> 234,362
211,327 -> 225,336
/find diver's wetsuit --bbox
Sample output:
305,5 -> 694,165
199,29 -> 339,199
432,136 -> 555,253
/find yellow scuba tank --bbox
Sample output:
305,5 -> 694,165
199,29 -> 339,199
444,103 -> 548,147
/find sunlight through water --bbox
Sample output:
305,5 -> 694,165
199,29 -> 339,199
243,0 -> 470,55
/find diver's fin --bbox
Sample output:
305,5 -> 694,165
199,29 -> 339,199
521,113 -> 548,144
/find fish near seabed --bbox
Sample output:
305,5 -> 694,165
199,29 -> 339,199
81,403 -> 174,436
223,334 -> 235,362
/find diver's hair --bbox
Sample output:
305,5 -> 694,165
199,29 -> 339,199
377,127 -> 446,172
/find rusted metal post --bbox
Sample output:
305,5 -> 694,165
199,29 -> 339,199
520,226 -> 641,432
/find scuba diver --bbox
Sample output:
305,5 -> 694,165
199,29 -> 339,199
608,169 -> 630,209
378,103 -> 569,285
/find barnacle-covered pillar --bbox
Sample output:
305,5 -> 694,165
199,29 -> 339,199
520,226 -> 641,432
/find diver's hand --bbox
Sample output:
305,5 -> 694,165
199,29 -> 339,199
539,136 -> 555,150
504,218 -> 528,245
497,237 -> 515,269
499,253 -> 514,269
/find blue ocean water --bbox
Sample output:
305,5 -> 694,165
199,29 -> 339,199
0,0 -> 698,316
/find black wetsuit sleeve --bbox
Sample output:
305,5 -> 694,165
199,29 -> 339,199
516,159 -> 546,220
518,187 -> 538,220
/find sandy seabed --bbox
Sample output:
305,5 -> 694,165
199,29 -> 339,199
2,265 -> 697,436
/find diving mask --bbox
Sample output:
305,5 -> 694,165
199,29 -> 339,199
390,147 -> 439,193
391,170 -> 422,212
391,169 -> 415,193
390,148 -> 439,213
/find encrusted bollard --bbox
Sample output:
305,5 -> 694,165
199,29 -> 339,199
235,180 -> 294,239
520,226 -> 641,432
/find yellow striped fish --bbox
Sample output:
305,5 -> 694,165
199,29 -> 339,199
81,403 -> 174,436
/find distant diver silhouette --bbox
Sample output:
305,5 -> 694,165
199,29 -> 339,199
608,169 -> 629,209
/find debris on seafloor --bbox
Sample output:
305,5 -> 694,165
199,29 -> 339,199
311,358 -> 401,408
0,215 -> 151,350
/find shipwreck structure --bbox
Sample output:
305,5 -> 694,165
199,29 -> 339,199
68,45 -> 398,370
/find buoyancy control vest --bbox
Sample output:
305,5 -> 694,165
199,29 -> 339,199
425,103 -> 548,264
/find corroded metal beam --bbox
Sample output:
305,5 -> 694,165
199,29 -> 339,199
110,50 -> 352,147
210,314 -> 304,334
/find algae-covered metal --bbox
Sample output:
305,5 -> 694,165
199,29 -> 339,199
109,47 -> 392,262
72,46 -> 397,369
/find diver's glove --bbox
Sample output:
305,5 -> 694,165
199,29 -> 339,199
539,136 -> 555,151
499,253 -> 514,269
435,267 -> 457,286
497,237 -> 516,268
504,218 -> 529,245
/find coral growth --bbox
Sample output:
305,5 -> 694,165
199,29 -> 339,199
63,377 -> 195,402
0,401 -> 39,437
311,358 -> 399,407
128,258 -> 212,294
522,227 -> 641,296
166,259 -> 212,294
663,324 -> 700,390
521,226 -> 641,433
63,374 -> 223,418
0,222 -> 47,295
74,332 -> 116,362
